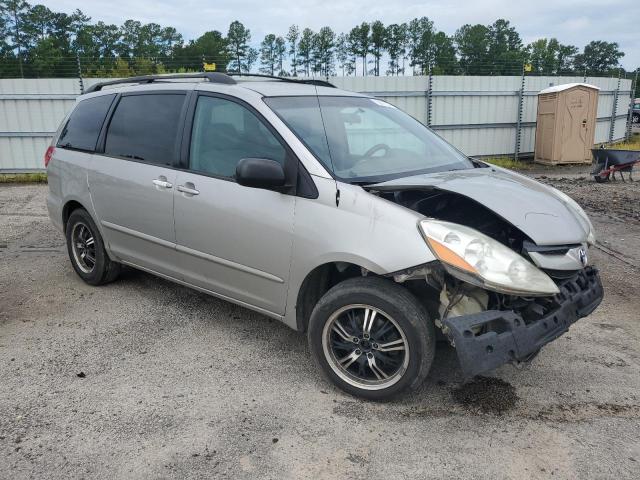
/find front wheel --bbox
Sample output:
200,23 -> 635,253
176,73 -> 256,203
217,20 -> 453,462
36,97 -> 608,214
308,277 -> 435,401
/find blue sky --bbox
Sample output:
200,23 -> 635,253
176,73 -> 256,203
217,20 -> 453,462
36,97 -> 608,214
42,0 -> 638,69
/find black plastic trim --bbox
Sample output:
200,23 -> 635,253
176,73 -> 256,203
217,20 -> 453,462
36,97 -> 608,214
228,73 -> 335,88
95,92 -> 121,154
442,267 -> 604,378
522,240 -> 581,255
85,73 -> 236,93
296,164 -> 320,199
236,158 -> 286,190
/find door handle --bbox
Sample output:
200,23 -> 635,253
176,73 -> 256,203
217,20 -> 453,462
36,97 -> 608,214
152,179 -> 173,188
177,184 -> 200,196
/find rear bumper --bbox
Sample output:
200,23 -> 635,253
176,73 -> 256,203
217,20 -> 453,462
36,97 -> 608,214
442,266 -> 604,378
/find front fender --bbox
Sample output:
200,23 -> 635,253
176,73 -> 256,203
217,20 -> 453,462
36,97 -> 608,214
283,177 -> 435,329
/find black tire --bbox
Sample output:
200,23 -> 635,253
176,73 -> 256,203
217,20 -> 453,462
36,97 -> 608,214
308,276 -> 435,401
65,209 -> 120,286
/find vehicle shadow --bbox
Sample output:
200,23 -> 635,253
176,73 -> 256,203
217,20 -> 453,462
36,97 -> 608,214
117,266 -> 474,404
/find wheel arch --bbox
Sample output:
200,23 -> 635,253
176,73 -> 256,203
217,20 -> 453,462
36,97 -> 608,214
62,199 -> 88,231
294,260 -> 377,333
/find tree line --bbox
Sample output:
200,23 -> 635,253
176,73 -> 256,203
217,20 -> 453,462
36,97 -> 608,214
0,0 -> 631,79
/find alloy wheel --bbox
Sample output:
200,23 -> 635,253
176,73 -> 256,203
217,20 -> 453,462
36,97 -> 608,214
322,304 -> 410,391
71,222 -> 96,274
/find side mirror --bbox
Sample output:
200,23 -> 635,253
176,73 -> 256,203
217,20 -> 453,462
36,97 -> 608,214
236,158 -> 286,190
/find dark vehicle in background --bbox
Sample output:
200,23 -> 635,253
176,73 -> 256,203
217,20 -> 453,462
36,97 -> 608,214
631,98 -> 640,125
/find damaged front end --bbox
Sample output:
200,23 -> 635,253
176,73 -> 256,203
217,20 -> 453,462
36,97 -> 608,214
440,266 -> 603,378
391,260 -> 603,378
373,171 -> 604,378
391,260 -> 604,379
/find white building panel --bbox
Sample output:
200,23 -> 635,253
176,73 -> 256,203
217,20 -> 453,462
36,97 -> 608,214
0,76 -> 633,171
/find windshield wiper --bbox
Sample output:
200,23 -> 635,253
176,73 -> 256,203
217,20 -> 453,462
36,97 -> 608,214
121,154 -> 145,161
349,180 -> 376,187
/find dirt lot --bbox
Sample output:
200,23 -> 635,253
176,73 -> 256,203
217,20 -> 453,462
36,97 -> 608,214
1,167 -> 639,479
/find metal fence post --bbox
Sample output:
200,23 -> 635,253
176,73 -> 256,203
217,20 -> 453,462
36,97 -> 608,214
608,72 -> 621,144
626,69 -> 638,142
514,64 -> 526,161
76,53 -> 85,95
426,64 -> 433,127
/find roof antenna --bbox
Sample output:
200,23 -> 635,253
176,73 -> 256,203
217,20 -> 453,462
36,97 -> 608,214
312,80 -> 340,206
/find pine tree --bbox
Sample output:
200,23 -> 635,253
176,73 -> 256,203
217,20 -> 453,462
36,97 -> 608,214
259,33 -> 278,75
298,27 -> 314,76
369,20 -> 385,76
286,25 -> 299,76
348,22 -> 370,75
226,20 -> 251,73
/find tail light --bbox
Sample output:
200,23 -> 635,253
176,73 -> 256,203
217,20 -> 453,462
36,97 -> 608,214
44,146 -> 55,167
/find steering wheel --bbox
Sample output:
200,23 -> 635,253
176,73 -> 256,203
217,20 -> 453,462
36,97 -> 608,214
363,143 -> 391,157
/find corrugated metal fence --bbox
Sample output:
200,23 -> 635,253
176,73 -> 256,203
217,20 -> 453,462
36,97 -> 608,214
332,75 -> 632,158
0,78 -> 103,172
0,75 -> 633,172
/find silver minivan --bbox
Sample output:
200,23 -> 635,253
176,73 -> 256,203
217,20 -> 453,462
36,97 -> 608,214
46,73 -> 603,400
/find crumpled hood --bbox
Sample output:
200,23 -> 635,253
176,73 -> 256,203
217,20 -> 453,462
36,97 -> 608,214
370,167 -> 590,246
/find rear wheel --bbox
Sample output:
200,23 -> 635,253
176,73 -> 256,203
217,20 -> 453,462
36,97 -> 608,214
308,277 -> 435,400
65,209 -> 120,285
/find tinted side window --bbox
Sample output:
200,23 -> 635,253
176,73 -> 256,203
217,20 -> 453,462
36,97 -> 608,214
105,94 -> 185,165
189,96 -> 286,178
57,94 -> 115,151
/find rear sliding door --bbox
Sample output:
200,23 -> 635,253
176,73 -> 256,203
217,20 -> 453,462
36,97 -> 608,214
89,92 -> 187,277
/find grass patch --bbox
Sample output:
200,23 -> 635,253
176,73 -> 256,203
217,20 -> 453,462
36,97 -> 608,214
481,157 -> 533,170
0,172 -> 48,184
607,135 -> 640,151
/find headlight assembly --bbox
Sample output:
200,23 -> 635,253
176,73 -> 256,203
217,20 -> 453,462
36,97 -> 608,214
419,219 -> 559,296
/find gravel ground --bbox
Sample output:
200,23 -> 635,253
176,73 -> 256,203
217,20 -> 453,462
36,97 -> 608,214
1,169 -> 639,479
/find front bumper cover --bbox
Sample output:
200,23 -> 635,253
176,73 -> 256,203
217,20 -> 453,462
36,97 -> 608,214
442,266 -> 604,378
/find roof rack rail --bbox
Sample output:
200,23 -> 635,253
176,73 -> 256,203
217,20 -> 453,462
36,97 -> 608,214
85,72 -> 236,93
227,73 -> 336,89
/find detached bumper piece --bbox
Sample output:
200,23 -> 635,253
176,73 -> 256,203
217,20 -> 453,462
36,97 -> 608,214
443,267 -> 603,378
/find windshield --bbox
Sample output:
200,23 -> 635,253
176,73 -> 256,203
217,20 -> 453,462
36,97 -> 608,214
264,95 -> 473,183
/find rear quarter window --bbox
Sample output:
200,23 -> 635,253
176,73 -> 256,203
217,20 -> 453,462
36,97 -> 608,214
57,94 -> 115,152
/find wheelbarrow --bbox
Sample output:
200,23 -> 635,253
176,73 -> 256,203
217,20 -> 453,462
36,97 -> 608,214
591,148 -> 640,183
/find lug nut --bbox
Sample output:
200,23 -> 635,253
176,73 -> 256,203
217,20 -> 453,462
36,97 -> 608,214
355,349 -> 361,355
353,337 -> 360,343
367,352 -> 373,359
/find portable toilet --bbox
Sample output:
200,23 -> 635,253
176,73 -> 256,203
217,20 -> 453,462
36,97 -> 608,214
534,83 -> 599,165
